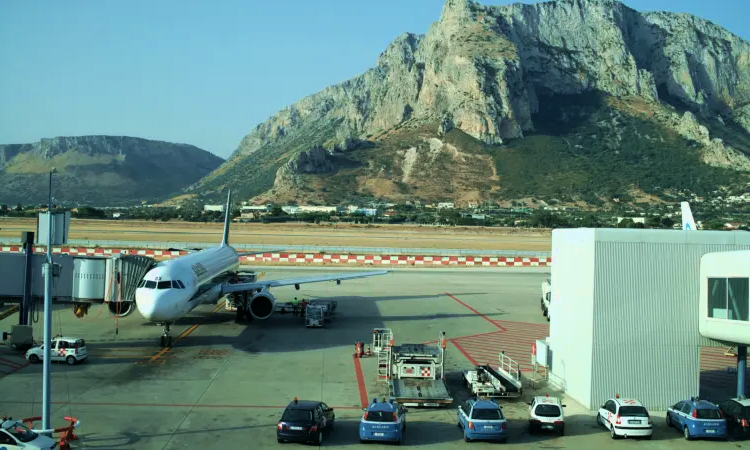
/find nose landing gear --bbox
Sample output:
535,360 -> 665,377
160,323 -> 173,348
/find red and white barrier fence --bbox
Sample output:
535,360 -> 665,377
0,246 -> 551,267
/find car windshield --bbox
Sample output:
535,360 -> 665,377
535,404 -> 561,417
696,408 -> 722,420
281,409 -> 312,422
619,406 -> 649,417
365,411 -> 395,422
472,408 -> 503,420
5,422 -> 38,443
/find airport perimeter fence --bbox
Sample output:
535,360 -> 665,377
0,238 -> 551,258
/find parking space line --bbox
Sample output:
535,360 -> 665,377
445,293 -> 507,331
351,354 -> 368,408
148,302 -> 225,363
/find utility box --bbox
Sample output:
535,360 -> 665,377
36,211 -> 70,245
8,324 -> 34,350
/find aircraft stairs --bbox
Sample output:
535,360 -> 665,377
374,328 -> 393,382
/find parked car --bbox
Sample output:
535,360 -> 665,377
25,335 -> 87,365
0,417 -> 57,449
718,397 -> 750,438
528,394 -> 565,435
276,398 -> 335,445
596,395 -> 653,439
457,398 -> 508,443
359,397 -> 407,444
666,397 -> 727,440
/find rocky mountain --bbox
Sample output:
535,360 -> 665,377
185,0 -> 750,207
0,136 -> 223,206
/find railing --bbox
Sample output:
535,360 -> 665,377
498,352 -> 521,381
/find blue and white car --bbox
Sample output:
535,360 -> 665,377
666,397 -> 728,440
359,398 -> 407,444
457,398 -> 508,443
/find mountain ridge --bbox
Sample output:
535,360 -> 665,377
185,0 -> 750,206
0,135 -> 224,206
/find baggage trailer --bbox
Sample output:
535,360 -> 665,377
386,331 -> 453,408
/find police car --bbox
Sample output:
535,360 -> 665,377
528,394 -> 565,435
359,398 -> 407,444
0,417 -> 57,449
25,336 -> 88,365
597,395 -> 653,439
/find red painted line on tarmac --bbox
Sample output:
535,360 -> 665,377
445,293 -> 507,331
0,357 -> 23,369
451,339 -> 477,366
0,400 -> 362,410
352,354 -> 369,409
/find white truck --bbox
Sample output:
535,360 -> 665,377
541,279 -> 551,322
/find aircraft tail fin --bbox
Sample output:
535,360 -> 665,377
681,201 -> 697,230
221,190 -> 232,247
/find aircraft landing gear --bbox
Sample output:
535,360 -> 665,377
160,323 -> 173,348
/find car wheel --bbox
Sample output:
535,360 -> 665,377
596,413 -> 602,426
66,356 -> 76,365
684,426 -> 691,440
529,422 -> 536,435
610,424 -> 617,439
29,354 -> 40,364
560,424 -> 564,436
666,413 -> 671,427
464,435 -> 471,442
277,438 -> 284,443
318,431 -> 323,446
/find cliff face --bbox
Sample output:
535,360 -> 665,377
0,136 -> 223,205
188,0 -> 750,205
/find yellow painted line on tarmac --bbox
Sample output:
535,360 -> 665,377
147,302 -> 225,363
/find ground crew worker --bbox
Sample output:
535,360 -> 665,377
300,298 -> 308,316
292,297 -> 299,316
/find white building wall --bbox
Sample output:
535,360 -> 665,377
549,228 -> 596,409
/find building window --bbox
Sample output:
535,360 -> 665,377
708,277 -> 750,321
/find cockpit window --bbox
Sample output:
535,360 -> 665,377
177,280 -> 185,288
144,280 -> 157,289
171,280 -> 182,289
157,281 -> 171,290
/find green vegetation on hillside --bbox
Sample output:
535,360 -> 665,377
491,92 -> 745,203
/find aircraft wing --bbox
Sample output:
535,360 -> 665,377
220,270 -> 390,295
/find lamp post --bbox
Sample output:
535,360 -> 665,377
42,169 -> 54,433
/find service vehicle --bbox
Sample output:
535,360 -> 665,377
384,331 -> 453,408
25,335 -> 87,365
666,397 -> 727,440
463,362 -> 522,399
457,398 -> 508,443
305,304 -> 328,328
0,417 -> 57,450
358,397 -> 408,444
528,394 -> 566,435
596,395 -> 653,439
541,278 -> 551,321
276,397 -> 335,445
718,397 -> 750,438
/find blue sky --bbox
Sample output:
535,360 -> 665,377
1,0 -> 747,159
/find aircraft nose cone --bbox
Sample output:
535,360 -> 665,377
135,289 -> 165,321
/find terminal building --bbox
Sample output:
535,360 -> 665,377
547,228 -> 750,411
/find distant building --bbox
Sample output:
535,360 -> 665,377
241,205 -> 269,212
437,202 -> 455,209
617,217 -> 646,224
203,204 -> 224,212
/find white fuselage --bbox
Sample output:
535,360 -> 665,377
135,245 -> 240,323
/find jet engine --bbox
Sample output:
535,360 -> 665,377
107,301 -> 135,318
248,291 -> 276,320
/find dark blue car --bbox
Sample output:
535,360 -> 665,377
666,397 -> 727,440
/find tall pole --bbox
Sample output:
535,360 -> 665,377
42,170 -> 53,433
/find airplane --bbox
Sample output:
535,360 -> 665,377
681,201 -> 697,230
134,190 -> 389,347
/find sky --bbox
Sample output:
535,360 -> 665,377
1,1 -> 748,159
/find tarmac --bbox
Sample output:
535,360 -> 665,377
0,266 -> 743,449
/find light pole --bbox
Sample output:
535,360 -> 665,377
42,169 -> 54,433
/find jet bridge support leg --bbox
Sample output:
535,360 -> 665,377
738,345 -> 747,399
